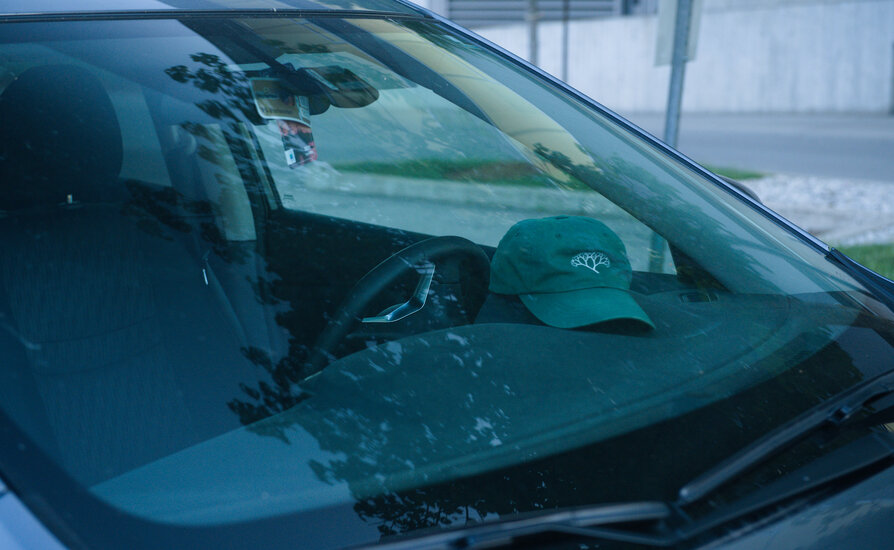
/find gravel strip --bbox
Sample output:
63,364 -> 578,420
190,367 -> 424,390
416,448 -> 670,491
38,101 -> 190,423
747,175 -> 894,246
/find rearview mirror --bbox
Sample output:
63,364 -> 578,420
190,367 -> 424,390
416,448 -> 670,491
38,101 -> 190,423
301,65 -> 379,109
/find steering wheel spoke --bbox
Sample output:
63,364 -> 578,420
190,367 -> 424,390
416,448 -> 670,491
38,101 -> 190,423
304,236 -> 489,377
362,262 -> 435,324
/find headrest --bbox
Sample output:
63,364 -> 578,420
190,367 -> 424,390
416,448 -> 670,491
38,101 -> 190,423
0,65 -> 123,210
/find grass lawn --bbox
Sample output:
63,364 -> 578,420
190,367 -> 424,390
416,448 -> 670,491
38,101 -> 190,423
701,164 -> 765,181
837,243 -> 894,280
334,159 -> 555,188
339,159 -> 766,185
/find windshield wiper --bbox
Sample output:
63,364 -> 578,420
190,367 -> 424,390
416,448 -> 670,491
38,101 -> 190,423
370,371 -> 894,550
677,430 -> 894,543
368,373 -> 894,550
366,501 -> 677,550
678,369 -> 894,505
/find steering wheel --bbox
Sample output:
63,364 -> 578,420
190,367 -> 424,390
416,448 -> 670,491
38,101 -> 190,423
304,236 -> 490,377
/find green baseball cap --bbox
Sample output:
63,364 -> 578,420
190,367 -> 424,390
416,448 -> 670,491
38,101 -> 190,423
489,216 -> 654,330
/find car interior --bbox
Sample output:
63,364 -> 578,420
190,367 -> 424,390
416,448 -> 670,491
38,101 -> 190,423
0,17 -> 887,525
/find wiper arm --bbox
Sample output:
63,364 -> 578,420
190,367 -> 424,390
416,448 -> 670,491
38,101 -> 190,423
678,369 -> 894,505
369,374 -> 894,550
367,501 -> 676,550
679,431 -> 894,541
376,372 -> 894,550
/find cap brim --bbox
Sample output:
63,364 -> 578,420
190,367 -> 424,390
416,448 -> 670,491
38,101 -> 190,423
519,287 -> 654,330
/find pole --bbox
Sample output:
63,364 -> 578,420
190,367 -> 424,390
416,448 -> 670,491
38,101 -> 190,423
527,0 -> 540,66
652,0 -> 693,273
562,0 -> 570,81
889,42 -> 894,115
663,0 -> 692,148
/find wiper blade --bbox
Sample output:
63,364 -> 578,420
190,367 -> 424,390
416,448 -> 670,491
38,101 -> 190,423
367,501 -> 676,550
369,374 -> 894,550
679,431 -> 894,541
678,370 -> 894,505
373,373 -> 894,550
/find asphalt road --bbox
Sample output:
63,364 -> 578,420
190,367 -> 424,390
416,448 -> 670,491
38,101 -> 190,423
619,113 -> 894,183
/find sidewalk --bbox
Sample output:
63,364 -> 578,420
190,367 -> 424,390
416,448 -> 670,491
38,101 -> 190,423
747,175 -> 894,246
621,113 -> 894,183
618,112 -> 894,246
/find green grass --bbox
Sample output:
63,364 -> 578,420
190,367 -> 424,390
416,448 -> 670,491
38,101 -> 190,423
837,243 -> 894,280
334,159 -> 554,187
702,164 -> 765,181
338,159 -> 767,189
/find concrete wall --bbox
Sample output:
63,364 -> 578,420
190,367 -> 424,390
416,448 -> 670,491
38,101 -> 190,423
469,0 -> 894,113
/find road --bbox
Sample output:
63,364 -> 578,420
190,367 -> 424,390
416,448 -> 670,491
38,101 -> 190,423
619,113 -> 894,182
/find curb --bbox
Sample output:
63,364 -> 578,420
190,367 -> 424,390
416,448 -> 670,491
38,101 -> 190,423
301,172 -> 620,216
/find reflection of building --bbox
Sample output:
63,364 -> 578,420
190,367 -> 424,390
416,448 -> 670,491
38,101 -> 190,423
417,0 -> 894,114
423,0 -> 656,29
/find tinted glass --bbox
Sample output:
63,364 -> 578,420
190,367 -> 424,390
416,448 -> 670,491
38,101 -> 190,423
0,14 -> 892,550
0,0 -> 419,15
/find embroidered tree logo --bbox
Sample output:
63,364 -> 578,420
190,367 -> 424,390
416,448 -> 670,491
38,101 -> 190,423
571,251 -> 610,274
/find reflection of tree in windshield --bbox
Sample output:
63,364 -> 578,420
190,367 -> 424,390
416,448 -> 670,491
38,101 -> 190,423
165,53 -> 261,124
161,52 -> 314,434
289,327 -> 865,537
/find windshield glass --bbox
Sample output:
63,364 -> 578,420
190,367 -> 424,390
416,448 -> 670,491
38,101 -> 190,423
0,13 -> 893,549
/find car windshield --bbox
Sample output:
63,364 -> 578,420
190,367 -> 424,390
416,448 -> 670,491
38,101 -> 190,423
0,9 -> 893,550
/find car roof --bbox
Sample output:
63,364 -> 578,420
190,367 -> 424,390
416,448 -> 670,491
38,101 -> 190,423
0,0 -> 424,16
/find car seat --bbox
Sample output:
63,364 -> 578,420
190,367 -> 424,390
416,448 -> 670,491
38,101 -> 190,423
0,64 -> 270,485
